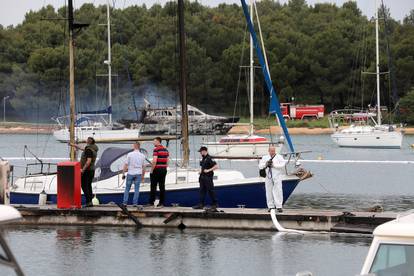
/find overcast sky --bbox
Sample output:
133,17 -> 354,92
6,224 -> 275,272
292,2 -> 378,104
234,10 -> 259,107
1,0 -> 413,27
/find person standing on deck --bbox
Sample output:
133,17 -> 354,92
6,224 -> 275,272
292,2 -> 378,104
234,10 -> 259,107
122,142 -> 146,207
69,137 -> 98,207
259,146 -> 286,213
149,137 -> 169,208
192,146 -> 219,211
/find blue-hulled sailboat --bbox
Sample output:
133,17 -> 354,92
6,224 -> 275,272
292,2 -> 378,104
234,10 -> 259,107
10,0 -> 309,208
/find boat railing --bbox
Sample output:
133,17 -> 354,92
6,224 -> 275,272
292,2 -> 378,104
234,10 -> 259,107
328,109 -> 377,129
23,163 -> 57,189
281,151 -> 312,177
52,113 -> 111,128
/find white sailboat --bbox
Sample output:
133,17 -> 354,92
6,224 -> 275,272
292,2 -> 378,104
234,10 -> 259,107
330,0 -> 403,149
53,1 -> 141,143
205,0 -> 283,159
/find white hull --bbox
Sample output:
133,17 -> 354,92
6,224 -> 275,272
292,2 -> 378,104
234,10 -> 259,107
12,168 -> 276,196
204,142 -> 283,158
53,128 -> 141,143
11,168 -> 299,202
331,126 -> 403,148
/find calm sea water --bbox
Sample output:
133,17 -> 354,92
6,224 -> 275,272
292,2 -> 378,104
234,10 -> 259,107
0,226 -> 371,276
1,133 -> 413,275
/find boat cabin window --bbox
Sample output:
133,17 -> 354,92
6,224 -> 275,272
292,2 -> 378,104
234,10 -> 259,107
177,176 -> 186,182
161,111 -> 172,116
369,243 -> 414,275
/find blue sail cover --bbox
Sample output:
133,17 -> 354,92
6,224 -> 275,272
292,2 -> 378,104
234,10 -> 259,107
95,147 -> 132,181
240,0 -> 294,152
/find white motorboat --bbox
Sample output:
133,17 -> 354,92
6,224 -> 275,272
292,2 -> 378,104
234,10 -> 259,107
0,205 -> 24,276
329,0 -> 403,149
297,211 -> 414,276
359,212 -> 414,275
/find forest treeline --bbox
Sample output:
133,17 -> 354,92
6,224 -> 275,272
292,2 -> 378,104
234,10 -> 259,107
0,0 -> 413,123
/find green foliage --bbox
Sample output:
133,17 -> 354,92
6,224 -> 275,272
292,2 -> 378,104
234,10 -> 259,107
399,88 -> 414,124
0,1 -> 413,123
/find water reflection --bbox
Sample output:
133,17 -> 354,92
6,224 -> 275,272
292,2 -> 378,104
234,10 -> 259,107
1,226 -> 371,276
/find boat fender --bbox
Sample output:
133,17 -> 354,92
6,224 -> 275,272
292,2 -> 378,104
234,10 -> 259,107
38,190 -> 47,206
92,195 -> 100,206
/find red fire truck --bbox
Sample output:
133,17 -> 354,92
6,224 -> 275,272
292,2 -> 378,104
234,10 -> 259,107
281,103 -> 325,120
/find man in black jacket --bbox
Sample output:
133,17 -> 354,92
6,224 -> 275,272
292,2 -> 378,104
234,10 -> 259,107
69,137 -> 98,207
192,146 -> 219,211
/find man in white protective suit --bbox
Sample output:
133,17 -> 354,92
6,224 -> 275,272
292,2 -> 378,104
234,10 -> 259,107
258,146 -> 286,213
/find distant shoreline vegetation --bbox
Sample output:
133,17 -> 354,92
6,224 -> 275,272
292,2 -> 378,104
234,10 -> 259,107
0,1 -> 413,124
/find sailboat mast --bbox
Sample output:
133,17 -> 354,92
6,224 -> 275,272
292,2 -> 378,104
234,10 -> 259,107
375,0 -> 381,125
178,0 -> 189,167
249,0 -> 254,136
106,0 -> 112,125
68,0 -> 76,161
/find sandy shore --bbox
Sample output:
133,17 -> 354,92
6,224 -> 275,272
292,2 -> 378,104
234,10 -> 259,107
0,124 -> 413,135
0,124 -> 54,134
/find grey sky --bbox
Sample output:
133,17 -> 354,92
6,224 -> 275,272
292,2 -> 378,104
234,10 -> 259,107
1,0 -> 413,27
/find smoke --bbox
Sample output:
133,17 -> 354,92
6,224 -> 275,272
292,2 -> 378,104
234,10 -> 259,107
112,82 -> 178,121
0,68 -> 179,123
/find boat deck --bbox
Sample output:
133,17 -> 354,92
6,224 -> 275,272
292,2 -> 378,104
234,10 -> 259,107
12,204 -> 397,234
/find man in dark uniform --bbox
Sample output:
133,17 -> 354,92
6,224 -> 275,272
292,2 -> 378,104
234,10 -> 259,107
192,146 -> 219,211
69,137 -> 98,207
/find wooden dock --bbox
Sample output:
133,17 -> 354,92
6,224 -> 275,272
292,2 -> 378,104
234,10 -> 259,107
12,204 -> 397,234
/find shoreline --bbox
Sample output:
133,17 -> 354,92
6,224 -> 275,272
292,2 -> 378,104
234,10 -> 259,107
0,124 -> 414,135
0,124 -> 53,134
228,125 -> 414,135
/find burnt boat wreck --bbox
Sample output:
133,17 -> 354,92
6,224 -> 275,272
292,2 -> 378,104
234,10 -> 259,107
120,104 -> 239,135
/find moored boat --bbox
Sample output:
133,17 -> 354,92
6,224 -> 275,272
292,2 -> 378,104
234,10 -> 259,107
206,134 -> 283,159
329,0 -> 403,149
52,2 -> 142,143
10,147 -> 301,208
359,212 -> 414,275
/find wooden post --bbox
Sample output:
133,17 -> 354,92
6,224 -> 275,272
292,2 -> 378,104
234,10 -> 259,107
68,0 -> 76,161
178,0 -> 189,167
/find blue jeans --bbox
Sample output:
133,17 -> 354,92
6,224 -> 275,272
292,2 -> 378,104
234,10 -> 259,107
123,174 -> 142,205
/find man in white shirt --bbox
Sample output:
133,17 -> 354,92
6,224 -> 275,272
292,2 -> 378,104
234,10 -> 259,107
258,146 -> 286,212
122,142 -> 146,207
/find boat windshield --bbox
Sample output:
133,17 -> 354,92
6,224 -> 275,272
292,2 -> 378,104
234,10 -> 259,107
369,243 -> 414,275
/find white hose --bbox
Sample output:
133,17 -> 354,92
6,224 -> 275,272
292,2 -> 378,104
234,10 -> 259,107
270,209 -> 307,234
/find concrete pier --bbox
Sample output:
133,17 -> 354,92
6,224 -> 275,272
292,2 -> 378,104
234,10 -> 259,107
12,204 -> 397,234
